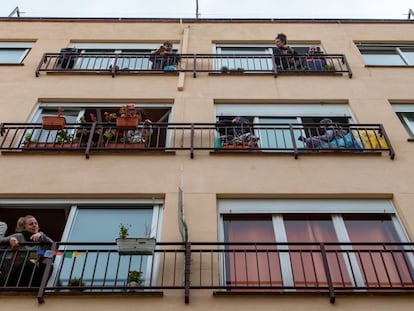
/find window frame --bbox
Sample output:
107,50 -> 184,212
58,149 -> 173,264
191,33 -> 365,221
0,42 -> 32,64
0,198 -> 164,288
392,104 -> 414,138
218,199 -> 413,289
357,44 -> 414,66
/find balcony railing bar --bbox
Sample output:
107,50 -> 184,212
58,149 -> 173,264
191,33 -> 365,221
1,241 -> 414,305
0,122 -> 395,159
35,53 -> 352,78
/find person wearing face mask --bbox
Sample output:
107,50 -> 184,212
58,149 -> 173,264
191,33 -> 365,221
0,215 -> 53,287
149,41 -> 181,71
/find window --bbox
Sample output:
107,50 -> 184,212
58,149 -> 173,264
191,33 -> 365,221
220,199 -> 414,289
357,44 -> 414,66
215,44 -> 322,72
392,104 -> 414,138
0,42 -> 32,64
0,199 -> 163,288
29,103 -> 172,147
215,104 -> 354,150
67,43 -> 179,70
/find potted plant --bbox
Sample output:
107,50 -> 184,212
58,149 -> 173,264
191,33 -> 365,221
105,103 -> 139,131
127,270 -> 144,288
116,223 -> 156,255
68,277 -> 86,292
23,130 -> 78,149
42,107 -> 66,130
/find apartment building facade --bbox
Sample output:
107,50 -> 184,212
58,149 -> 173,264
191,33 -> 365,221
1,16 -> 414,310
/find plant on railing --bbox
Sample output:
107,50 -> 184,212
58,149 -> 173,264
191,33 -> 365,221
324,64 -> 336,71
104,104 -> 139,130
127,270 -> 144,286
42,107 -> 66,130
69,277 -> 86,288
119,223 -> 130,239
116,223 -> 156,255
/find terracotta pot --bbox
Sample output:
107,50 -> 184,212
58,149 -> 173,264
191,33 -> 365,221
42,116 -> 66,130
106,143 -> 146,149
23,142 -> 79,149
116,117 -> 139,130
222,144 -> 252,149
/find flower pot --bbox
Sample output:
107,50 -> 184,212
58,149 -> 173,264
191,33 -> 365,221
116,117 -> 139,130
42,116 -> 66,130
222,144 -> 252,149
106,143 -> 146,149
127,281 -> 142,292
23,142 -> 79,149
116,237 -> 156,255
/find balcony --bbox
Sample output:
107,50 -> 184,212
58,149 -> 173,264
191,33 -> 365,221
35,53 -> 352,78
1,242 -> 413,304
0,122 -> 394,159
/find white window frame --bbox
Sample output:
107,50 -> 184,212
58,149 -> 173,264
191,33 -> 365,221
392,104 -> 414,137
0,198 -> 164,288
215,103 -> 355,149
0,42 -> 32,64
218,199 -> 412,289
357,44 -> 414,66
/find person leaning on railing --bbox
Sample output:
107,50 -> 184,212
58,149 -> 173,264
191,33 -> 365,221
0,215 -> 53,287
149,41 -> 181,71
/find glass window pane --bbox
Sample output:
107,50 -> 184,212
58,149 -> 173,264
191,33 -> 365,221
401,50 -> 414,65
223,215 -> 282,287
219,47 -> 272,71
57,208 -> 154,288
258,117 -> 304,150
343,214 -> 414,287
361,53 -> 405,65
397,112 -> 414,136
0,48 -> 27,63
283,215 -> 350,287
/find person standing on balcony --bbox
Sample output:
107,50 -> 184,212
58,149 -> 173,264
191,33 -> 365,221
272,33 -> 299,69
0,215 -> 53,287
150,41 -> 180,71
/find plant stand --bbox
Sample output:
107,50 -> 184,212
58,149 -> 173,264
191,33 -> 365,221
116,237 -> 156,255
42,116 -> 66,130
116,117 -> 139,130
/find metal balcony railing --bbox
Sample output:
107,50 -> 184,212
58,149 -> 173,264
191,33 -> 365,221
1,242 -> 414,304
0,122 -> 395,159
35,53 -> 352,78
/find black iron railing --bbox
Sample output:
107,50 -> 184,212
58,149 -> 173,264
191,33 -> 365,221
1,242 -> 414,304
35,53 -> 352,78
0,122 -> 395,159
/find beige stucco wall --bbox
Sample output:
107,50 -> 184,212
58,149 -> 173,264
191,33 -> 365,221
1,18 -> 414,309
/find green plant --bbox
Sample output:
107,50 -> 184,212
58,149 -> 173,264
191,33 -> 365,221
127,270 -> 143,285
220,66 -> 229,73
324,64 -> 336,71
69,277 -> 85,287
24,133 -> 33,143
119,223 -> 131,238
56,130 -> 73,143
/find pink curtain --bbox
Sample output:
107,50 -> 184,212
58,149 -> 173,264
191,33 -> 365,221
344,215 -> 414,287
284,216 -> 351,287
224,216 -> 282,287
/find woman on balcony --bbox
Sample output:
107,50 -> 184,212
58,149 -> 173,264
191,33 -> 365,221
272,33 -> 300,69
0,215 -> 53,287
